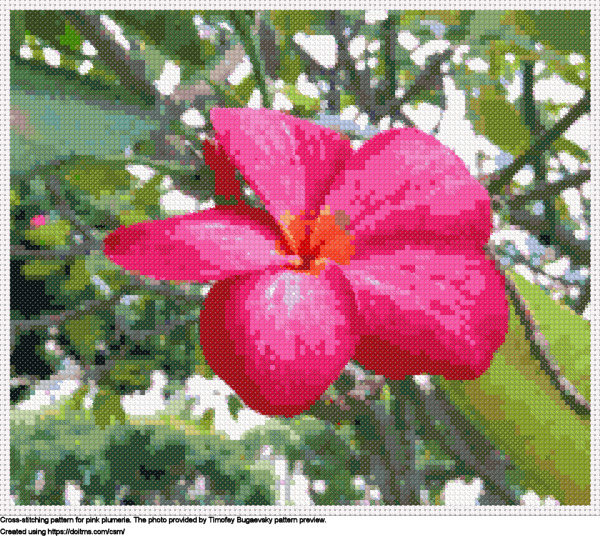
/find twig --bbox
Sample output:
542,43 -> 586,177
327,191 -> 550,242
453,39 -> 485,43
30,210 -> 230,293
11,295 -> 121,332
486,91 -> 590,195
46,177 -> 100,242
575,278 -> 591,315
64,11 -> 158,102
307,364 -> 414,504
508,210 -> 590,265
11,244 -> 98,258
380,49 -> 452,124
389,380 -> 520,505
508,170 -> 590,206
229,11 -> 272,109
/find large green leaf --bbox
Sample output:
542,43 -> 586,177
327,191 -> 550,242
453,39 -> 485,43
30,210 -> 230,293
470,86 -> 532,156
11,55 -> 152,108
11,63 -> 159,173
92,389 -> 127,429
510,272 -> 590,402
440,305 -> 590,505
513,11 -> 590,57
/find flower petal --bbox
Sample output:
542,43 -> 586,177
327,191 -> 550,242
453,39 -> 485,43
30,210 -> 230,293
210,107 -> 352,221
104,206 -> 289,282
324,129 -> 492,254
203,139 -> 240,200
341,247 -> 509,379
200,265 -> 358,416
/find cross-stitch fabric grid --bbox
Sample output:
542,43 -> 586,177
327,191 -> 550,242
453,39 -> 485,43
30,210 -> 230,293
4,4 -> 597,515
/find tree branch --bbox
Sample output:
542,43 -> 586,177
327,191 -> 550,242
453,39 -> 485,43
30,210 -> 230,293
389,380 -> 520,505
486,91 -> 590,195
307,364 -> 414,504
486,244 -> 591,415
46,177 -> 100,242
64,11 -> 158,103
574,277 -> 591,315
508,170 -> 590,207
11,295 -> 121,332
508,210 -> 590,265
11,244 -> 97,258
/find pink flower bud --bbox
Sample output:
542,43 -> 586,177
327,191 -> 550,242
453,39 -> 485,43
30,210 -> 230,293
30,214 -> 47,229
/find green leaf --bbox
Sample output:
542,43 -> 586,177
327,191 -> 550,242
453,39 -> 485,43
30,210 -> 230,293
21,260 -> 64,279
108,11 -> 216,73
546,57 -> 590,91
68,385 -> 90,411
62,258 -> 91,292
439,306 -> 590,505
279,53 -> 304,84
513,10 -> 590,57
103,360 -> 154,395
552,137 -> 589,163
284,85 -> 320,117
92,389 -> 127,429
59,22 -> 83,52
56,157 -> 134,199
10,11 -> 26,54
510,272 -> 590,402
65,315 -> 108,364
11,57 -> 154,108
270,11 -> 326,35
23,220 -> 71,247
131,173 -> 163,212
470,87 -> 532,156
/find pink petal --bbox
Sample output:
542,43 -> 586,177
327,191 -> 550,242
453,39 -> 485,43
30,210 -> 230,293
341,247 -> 509,379
324,129 -> 492,255
200,265 -> 358,416
104,206 -> 289,282
210,108 -> 352,221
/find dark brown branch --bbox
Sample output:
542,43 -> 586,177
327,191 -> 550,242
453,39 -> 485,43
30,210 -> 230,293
11,295 -> 121,332
508,210 -> 590,265
486,244 -> 591,415
575,278 -> 591,315
307,364 -> 414,504
508,170 -> 590,207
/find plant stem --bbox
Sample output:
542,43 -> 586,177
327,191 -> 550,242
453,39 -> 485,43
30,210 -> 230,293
521,61 -> 556,245
575,278 -> 591,315
382,13 -> 397,105
230,11 -> 272,109
486,91 -> 590,195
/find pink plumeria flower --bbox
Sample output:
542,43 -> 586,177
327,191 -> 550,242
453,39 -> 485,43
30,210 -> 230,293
30,214 -> 47,229
104,108 -> 509,417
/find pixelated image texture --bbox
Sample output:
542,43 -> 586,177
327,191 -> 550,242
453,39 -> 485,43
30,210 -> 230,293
9,10 -> 591,508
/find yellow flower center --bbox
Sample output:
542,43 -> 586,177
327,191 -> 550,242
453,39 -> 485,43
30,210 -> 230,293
276,207 -> 355,276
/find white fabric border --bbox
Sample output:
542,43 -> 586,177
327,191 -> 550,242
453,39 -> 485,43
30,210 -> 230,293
1,0 -> 597,516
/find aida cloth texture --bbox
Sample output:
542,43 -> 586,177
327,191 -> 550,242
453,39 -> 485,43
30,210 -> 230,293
5,6 -> 597,516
